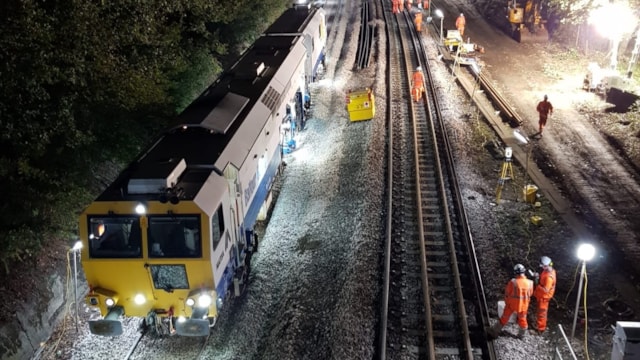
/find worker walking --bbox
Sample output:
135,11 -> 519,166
533,256 -> 556,334
399,0 -> 404,11
422,0 -> 429,10
392,0 -> 400,13
414,11 -> 423,32
488,264 -> 534,340
536,95 -> 553,136
456,13 -> 466,36
411,66 -> 425,102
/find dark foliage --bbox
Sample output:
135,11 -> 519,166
0,0 -> 289,273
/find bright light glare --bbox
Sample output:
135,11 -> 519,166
134,294 -> 146,305
513,130 -> 529,145
72,241 -> 83,251
135,203 -> 146,215
435,9 -> 443,18
589,2 -> 637,40
186,298 -> 195,307
198,294 -> 212,308
105,298 -> 115,307
177,316 -> 186,323
577,243 -> 596,261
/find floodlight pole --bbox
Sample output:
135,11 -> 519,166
71,241 -> 82,332
439,17 -> 444,42
73,249 -> 80,332
571,260 -> 587,338
523,143 -> 533,201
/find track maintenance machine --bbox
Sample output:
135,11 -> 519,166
507,0 -> 549,42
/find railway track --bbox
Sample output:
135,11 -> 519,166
123,326 -> 210,360
355,0 -> 375,69
379,2 -> 495,359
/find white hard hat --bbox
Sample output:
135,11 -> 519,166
514,264 -> 526,275
540,256 -> 552,267
460,13 -> 464,16
416,66 -> 422,71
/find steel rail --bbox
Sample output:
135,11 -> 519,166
378,0 -> 496,358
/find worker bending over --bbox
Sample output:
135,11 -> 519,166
414,11 -> 423,32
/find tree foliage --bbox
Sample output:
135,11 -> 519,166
0,0 -> 289,272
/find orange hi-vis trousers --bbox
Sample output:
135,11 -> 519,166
536,298 -> 550,331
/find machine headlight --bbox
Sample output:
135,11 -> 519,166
177,316 -> 186,323
217,297 -> 223,309
197,294 -> 212,308
186,298 -> 195,307
134,294 -> 146,305
105,298 -> 115,307
135,203 -> 147,215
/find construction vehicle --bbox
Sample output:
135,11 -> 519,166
507,0 -> 549,42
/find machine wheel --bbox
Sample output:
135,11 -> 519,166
253,233 -> 259,253
208,316 -> 218,328
239,255 -> 252,296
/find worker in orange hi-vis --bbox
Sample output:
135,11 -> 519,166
392,0 -> 400,13
411,66 -> 425,102
422,0 -> 429,10
398,0 -> 404,11
456,13 -> 466,36
488,264 -> 534,340
414,11 -> 423,32
533,256 -> 556,334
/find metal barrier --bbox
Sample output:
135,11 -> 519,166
551,324 -> 578,360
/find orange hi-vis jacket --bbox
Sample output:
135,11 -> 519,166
456,15 -> 466,29
536,100 -> 553,116
412,70 -> 425,88
505,275 -> 533,312
534,267 -> 556,300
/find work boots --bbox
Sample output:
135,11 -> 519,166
517,327 -> 527,339
487,322 -> 503,339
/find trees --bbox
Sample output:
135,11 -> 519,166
0,0 -> 289,272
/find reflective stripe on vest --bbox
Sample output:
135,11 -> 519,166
509,278 -> 532,300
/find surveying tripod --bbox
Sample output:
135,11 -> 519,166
495,147 -> 514,202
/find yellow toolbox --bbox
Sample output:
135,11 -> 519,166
346,88 -> 375,122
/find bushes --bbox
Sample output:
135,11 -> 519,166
0,0 -> 289,273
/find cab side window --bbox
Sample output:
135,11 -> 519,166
211,205 -> 225,250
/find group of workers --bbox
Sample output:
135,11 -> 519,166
391,0 -> 430,13
389,2 -> 472,104
391,0 -> 468,42
488,256 -> 557,339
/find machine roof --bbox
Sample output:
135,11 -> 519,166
264,5 -> 317,35
97,35 -> 300,202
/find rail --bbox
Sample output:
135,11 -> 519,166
378,0 -> 495,358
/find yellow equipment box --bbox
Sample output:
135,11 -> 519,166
346,88 -> 375,122
523,184 -> 538,204
444,30 -> 462,51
